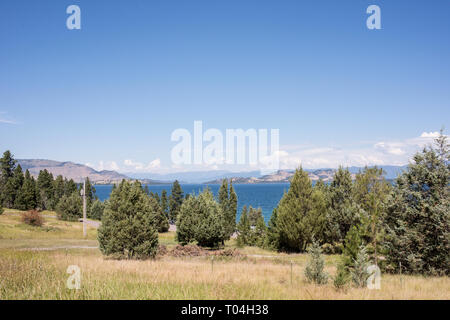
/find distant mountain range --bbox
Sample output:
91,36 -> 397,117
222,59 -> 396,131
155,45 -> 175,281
16,159 -> 408,185
204,165 -> 408,184
16,159 -> 167,185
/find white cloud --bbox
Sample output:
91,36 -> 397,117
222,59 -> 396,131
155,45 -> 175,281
123,158 -> 162,172
420,131 -> 440,138
0,112 -> 19,125
275,131 -> 445,169
87,161 -> 120,172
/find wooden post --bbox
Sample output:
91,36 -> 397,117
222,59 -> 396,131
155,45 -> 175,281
82,178 -> 86,238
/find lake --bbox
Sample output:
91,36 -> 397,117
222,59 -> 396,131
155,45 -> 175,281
95,183 -> 290,222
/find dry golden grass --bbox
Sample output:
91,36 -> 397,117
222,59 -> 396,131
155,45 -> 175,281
1,248 -> 449,300
0,209 -> 97,241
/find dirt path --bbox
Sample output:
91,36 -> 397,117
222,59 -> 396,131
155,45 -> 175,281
20,245 -> 99,251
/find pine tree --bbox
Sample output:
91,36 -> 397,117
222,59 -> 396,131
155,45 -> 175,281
236,206 -> 250,246
148,192 -> 169,233
265,208 -> 280,249
15,170 -> 37,210
304,239 -> 328,285
252,211 -> 267,247
89,199 -> 104,220
98,180 -> 159,259
37,169 -> 55,210
53,175 -> 65,203
64,178 -> 78,196
228,182 -> 238,234
176,194 -> 198,245
218,179 -> 238,240
169,180 -> 183,223
354,166 -> 391,265
176,189 -> 225,248
341,225 -> 364,270
56,192 -> 82,221
384,130 -> 449,275
160,189 -> 169,219
0,151 -> 17,208
325,167 -> 361,245
9,164 -> 24,209
275,168 -> 327,252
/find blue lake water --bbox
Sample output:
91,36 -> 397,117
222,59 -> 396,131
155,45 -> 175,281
95,183 -> 290,222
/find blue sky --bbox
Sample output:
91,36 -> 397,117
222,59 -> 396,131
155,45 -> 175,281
0,0 -> 449,173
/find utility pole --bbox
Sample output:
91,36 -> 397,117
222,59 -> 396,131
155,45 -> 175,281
82,178 -> 87,238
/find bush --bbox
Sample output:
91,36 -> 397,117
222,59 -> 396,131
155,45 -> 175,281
98,180 -> 159,260
56,192 -> 82,221
0,207 -> 3,215
21,210 -> 44,227
304,240 -> 328,285
176,189 -> 225,248
333,261 -> 350,290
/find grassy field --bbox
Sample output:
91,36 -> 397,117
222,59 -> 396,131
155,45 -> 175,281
1,208 -> 449,300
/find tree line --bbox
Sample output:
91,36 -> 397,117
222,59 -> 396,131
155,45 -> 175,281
243,131 -> 449,276
1,131 -> 448,276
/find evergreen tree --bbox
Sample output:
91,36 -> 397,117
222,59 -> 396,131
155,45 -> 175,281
53,175 -> 65,203
37,169 -> 55,210
176,189 -> 225,248
169,180 -> 183,222
228,182 -> 238,234
148,192 -> 169,233
265,208 -> 280,250
354,166 -> 391,265
236,206 -> 250,247
98,180 -> 159,259
9,165 -> 24,209
252,211 -> 267,247
325,167 -> 361,245
304,240 -> 329,285
64,178 -> 78,196
275,168 -> 327,252
384,131 -> 449,275
341,225 -> 365,270
160,189 -> 169,219
0,151 -> 17,208
15,170 -> 37,210
56,192 -> 82,221
89,199 -> 105,220
176,194 -> 198,245
218,179 -> 238,240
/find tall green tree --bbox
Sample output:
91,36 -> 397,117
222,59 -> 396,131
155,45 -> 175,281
98,180 -> 159,259
0,150 -> 17,208
64,178 -> 78,196
384,131 -> 449,275
354,166 -> 391,265
265,208 -> 280,250
15,170 -> 37,210
160,189 -> 169,219
36,169 -> 55,210
169,180 -> 183,222
218,179 -> 238,240
275,168 -> 327,252
236,206 -> 250,247
148,191 -> 169,232
53,175 -> 65,202
8,164 -> 24,209
325,167 -> 361,245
